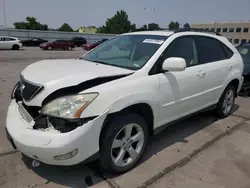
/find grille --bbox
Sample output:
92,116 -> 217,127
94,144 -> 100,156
20,75 -> 43,101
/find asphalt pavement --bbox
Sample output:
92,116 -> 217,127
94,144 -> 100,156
1,47 -> 250,188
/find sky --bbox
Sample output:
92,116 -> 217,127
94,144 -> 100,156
0,0 -> 250,29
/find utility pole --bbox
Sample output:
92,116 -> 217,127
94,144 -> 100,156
3,0 -> 7,28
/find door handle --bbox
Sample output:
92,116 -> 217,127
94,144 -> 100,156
197,70 -> 206,77
227,64 -> 232,70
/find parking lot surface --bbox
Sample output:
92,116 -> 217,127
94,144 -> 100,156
1,47 -> 250,188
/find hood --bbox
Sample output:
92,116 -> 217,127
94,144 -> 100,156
21,59 -> 134,105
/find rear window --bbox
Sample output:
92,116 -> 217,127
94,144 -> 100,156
219,42 -> 234,59
198,36 -> 228,63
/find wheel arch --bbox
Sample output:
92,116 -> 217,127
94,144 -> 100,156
99,102 -> 155,148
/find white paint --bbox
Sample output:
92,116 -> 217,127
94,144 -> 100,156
6,30 -> 243,166
0,36 -> 22,49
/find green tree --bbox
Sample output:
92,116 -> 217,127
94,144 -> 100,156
13,17 -> 48,30
98,10 -> 136,34
58,23 -> 74,32
184,23 -> 191,28
168,21 -> 180,30
147,23 -> 161,31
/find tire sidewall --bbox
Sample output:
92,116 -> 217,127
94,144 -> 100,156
100,113 -> 149,174
12,45 -> 19,50
217,85 -> 236,117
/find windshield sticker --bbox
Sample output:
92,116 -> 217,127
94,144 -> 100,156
143,39 -> 164,45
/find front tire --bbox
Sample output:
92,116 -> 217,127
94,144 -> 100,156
100,113 -> 148,174
47,46 -> 52,50
12,44 -> 20,50
216,84 -> 236,118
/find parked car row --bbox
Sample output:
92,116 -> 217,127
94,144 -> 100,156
0,35 -> 109,51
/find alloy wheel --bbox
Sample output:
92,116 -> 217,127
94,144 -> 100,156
111,123 -> 144,167
222,89 -> 234,114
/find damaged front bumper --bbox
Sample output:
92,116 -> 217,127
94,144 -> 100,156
6,100 -> 108,166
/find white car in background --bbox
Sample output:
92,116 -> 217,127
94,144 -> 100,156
0,36 -> 22,50
6,29 -> 243,174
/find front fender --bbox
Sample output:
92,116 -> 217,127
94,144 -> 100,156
108,92 -> 159,122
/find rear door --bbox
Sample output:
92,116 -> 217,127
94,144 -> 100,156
53,40 -> 63,49
196,36 -> 234,104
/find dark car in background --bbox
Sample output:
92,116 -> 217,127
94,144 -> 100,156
237,43 -> 250,81
40,40 -> 75,50
70,37 -> 87,47
21,38 -> 48,46
83,39 -> 108,50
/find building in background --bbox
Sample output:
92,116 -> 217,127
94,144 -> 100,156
192,21 -> 250,45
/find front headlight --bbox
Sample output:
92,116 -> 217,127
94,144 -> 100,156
41,93 -> 98,119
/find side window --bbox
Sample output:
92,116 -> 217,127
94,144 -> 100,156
197,36 -> 227,63
163,36 -> 198,67
220,43 -> 234,59
8,38 -> 16,41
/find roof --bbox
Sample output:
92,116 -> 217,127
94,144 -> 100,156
124,30 -> 174,36
0,36 -> 18,39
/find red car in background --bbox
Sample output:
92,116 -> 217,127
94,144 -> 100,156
83,39 -> 109,50
40,40 -> 75,50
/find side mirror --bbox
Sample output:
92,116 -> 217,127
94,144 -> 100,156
162,57 -> 186,72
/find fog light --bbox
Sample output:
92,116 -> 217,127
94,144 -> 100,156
54,149 -> 78,160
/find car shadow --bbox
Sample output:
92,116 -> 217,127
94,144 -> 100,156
22,105 -> 239,188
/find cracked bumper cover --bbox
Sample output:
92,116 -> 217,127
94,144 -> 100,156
6,100 -> 108,165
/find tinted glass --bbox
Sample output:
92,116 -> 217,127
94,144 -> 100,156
241,39 -> 247,44
163,36 -> 198,67
229,28 -> 234,32
198,37 -> 227,63
243,28 -> 249,33
2,37 -> 15,41
220,43 -> 234,59
234,39 -> 239,44
216,28 -> 221,32
223,28 -> 228,32
236,28 -> 242,33
81,34 -> 168,70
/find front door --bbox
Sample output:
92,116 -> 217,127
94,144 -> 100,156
156,36 -> 209,127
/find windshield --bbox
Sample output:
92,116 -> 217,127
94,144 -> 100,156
80,34 -> 168,70
237,46 -> 250,63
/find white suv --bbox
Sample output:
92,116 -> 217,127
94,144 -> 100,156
6,30 -> 243,173
0,36 -> 22,50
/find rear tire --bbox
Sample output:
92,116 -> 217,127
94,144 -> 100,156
215,84 -> 236,118
12,44 -> 20,50
99,113 -> 148,174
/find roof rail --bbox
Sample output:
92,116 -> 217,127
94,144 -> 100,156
174,28 -> 222,36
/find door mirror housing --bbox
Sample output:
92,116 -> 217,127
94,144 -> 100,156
162,57 -> 186,72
